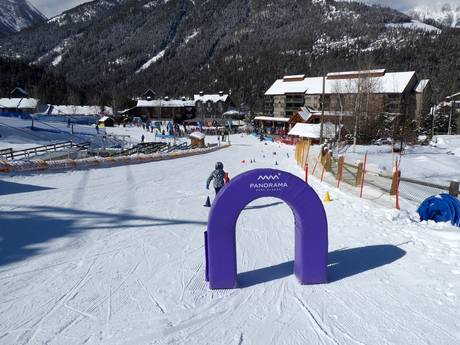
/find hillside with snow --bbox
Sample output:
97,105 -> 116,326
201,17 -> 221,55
0,131 -> 459,344
2,0 -> 459,111
407,2 -> 460,28
0,0 -> 46,35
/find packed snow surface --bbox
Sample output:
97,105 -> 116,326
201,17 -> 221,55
1,133 -> 459,344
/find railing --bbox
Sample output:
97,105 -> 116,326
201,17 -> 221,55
112,142 -> 169,157
0,141 -> 90,161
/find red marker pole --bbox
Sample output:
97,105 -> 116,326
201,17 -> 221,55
359,152 -> 368,198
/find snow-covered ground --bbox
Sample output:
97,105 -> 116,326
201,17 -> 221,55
341,138 -> 460,185
0,116 -> 102,151
1,133 -> 459,344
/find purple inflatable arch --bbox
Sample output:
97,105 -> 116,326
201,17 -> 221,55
205,168 -> 328,289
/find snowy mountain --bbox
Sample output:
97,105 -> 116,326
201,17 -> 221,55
0,0 -> 459,108
407,2 -> 460,28
46,0 -> 125,27
0,0 -> 46,35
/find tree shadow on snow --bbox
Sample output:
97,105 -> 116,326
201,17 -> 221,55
0,205 -> 207,267
237,245 -> 406,287
0,180 -> 55,196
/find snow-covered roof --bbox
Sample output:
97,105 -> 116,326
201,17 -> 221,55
46,105 -> 113,116
0,98 -> 38,109
254,116 -> 290,122
415,79 -> 430,93
11,87 -> 28,97
265,76 -> 312,96
193,94 -> 229,103
327,69 -> 386,79
294,107 -> 314,122
265,71 -> 417,95
223,109 -> 240,116
189,131 -> 206,140
446,92 -> 460,99
288,123 -> 336,139
137,99 -> 195,107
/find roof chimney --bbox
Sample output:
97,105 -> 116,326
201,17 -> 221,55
199,91 -> 204,96
181,96 -> 186,101
164,96 -> 169,101
218,90 -> 224,96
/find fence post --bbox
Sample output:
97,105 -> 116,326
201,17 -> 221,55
359,153 -> 368,198
305,163 -> 308,184
312,150 -> 321,176
10,148 -> 14,160
320,162 -> 326,182
356,161 -> 363,186
449,181 -> 459,198
394,159 -> 400,209
325,151 -> 332,172
337,155 -> 344,188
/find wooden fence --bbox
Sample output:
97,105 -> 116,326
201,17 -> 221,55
0,141 -> 89,161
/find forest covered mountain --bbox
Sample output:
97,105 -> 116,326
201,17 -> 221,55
1,0 -> 459,111
0,0 -> 46,36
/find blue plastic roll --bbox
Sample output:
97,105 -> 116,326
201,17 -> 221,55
417,193 -> 460,227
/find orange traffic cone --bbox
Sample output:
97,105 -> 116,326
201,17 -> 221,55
204,196 -> 211,207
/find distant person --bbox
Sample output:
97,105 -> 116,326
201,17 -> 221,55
206,162 -> 225,195
96,124 -> 99,134
141,134 -> 145,143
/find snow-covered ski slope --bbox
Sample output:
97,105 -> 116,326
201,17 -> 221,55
1,134 -> 459,345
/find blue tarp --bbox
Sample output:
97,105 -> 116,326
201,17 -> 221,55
417,193 -> 460,227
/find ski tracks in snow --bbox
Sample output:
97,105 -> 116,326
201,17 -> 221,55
294,295 -> 340,345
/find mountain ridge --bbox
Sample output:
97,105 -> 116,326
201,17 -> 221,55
0,0 -> 46,36
1,0 -> 459,110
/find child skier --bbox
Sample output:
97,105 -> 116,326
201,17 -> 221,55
206,162 -> 225,194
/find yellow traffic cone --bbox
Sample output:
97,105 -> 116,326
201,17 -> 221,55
324,192 -> 332,203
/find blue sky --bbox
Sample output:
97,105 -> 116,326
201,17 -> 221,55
29,1 -> 449,18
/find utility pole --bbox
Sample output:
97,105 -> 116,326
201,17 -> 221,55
319,74 -> 326,144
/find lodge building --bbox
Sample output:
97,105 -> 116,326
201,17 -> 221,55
123,90 -> 236,125
264,69 -> 431,125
